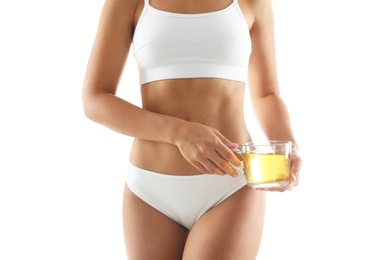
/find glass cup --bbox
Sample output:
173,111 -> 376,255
231,141 -> 292,189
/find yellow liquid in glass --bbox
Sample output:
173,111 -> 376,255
242,153 -> 291,187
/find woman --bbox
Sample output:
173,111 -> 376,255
82,0 -> 302,258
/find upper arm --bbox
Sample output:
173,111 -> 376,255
83,0 -> 140,98
247,0 -> 280,99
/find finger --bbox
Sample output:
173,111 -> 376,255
215,145 -> 241,167
194,160 -> 225,175
291,158 -> 301,174
225,142 -> 239,150
211,130 -> 241,167
201,159 -> 227,175
208,153 -> 238,177
213,130 -> 238,150
192,161 -> 210,174
291,151 -> 302,171
290,158 -> 302,185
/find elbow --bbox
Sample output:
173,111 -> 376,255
82,92 -> 98,122
82,86 -> 116,123
82,101 -> 93,121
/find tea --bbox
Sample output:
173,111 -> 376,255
242,153 -> 290,188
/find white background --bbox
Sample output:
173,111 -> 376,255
1,0 -> 389,259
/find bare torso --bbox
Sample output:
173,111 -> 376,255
127,0 -> 255,175
130,78 -> 252,175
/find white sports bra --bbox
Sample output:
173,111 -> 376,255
132,0 -> 252,85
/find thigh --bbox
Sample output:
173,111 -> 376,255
183,186 -> 266,260
122,184 -> 189,260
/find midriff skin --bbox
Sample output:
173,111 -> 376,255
130,78 -> 252,175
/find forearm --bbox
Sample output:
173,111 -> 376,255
83,92 -> 186,145
251,93 -> 299,150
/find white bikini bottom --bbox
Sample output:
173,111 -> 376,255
125,162 -> 246,230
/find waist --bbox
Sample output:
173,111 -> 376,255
130,133 -> 251,175
131,78 -> 251,175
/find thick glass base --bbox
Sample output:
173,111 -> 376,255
246,180 -> 289,189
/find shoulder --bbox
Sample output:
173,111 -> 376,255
240,0 -> 270,11
97,0 -> 144,32
239,0 -> 273,30
101,0 -> 143,19
245,0 -> 272,10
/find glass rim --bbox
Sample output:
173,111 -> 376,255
241,141 -> 292,147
